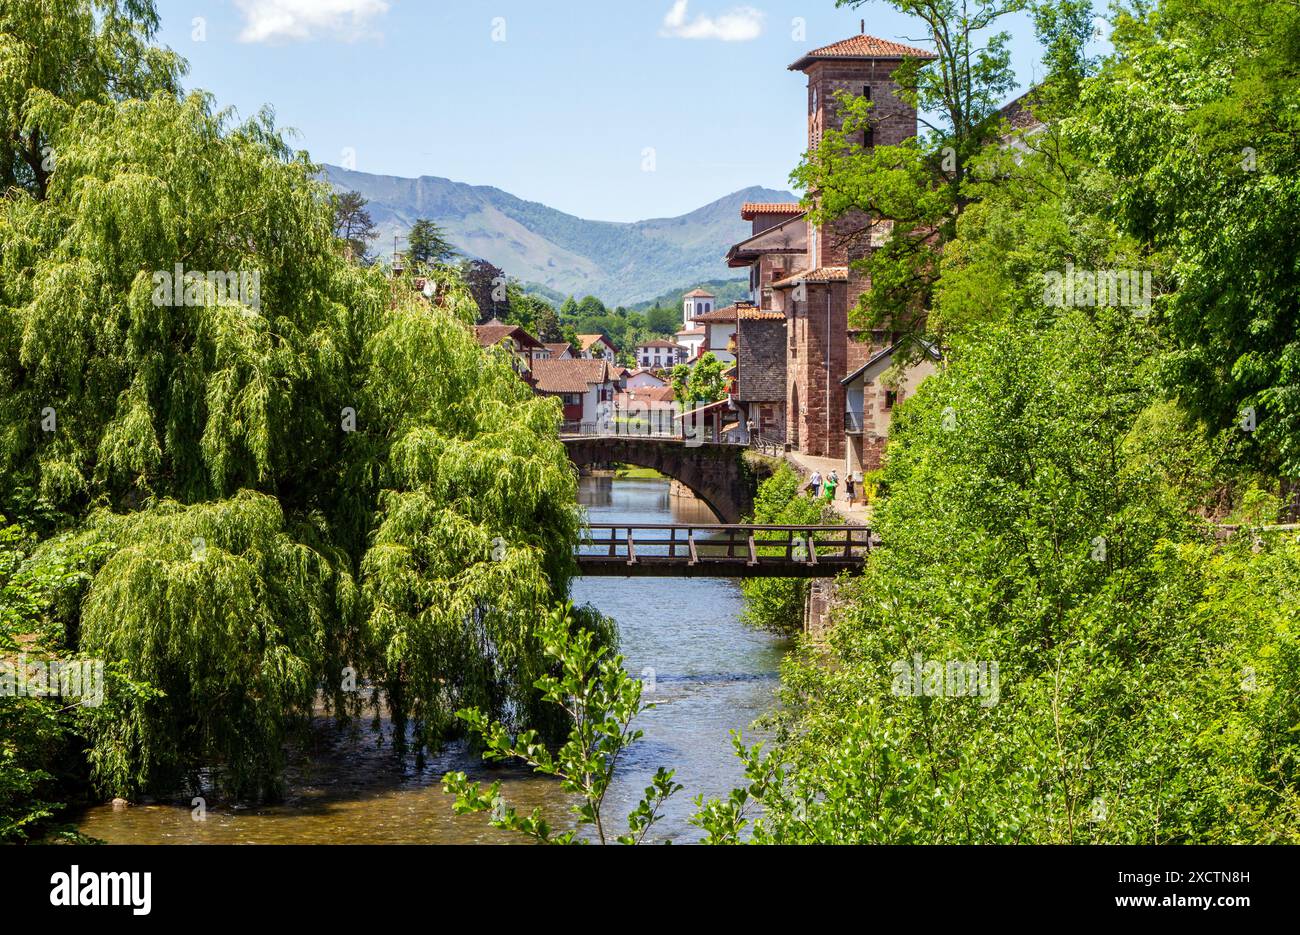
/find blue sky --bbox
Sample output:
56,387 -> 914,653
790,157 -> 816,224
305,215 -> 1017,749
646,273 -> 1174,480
155,1 -> 1098,222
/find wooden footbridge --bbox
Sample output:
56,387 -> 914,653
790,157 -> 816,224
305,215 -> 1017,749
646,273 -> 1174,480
577,524 -> 874,577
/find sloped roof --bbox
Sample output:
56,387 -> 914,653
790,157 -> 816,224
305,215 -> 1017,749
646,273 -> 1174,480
676,326 -> 706,336
531,359 -> 612,393
771,267 -> 850,288
740,202 -> 804,220
738,308 -> 786,320
543,342 -> 573,357
474,318 -> 544,350
998,88 -> 1046,133
637,339 -> 682,349
684,288 -> 715,298
727,211 -> 809,265
790,33 -> 938,70
840,338 -> 943,385
693,304 -> 747,323
576,333 -> 616,351
617,385 -> 677,409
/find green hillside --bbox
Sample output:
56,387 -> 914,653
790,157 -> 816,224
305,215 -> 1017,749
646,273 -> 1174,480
324,165 -> 795,306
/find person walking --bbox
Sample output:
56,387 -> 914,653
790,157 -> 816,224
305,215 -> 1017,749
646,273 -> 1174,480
844,471 -> 857,507
808,470 -> 822,499
823,470 -> 839,503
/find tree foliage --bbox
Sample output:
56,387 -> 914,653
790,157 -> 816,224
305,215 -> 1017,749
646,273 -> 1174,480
704,312 -> 1300,843
739,465 -> 836,636
0,5 -> 596,804
406,218 -> 455,268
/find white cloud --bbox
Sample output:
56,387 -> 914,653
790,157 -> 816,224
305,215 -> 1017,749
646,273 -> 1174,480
659,1 -> 765,41
235,0 -> 390,44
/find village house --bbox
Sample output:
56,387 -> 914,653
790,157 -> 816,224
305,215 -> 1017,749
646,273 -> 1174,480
530,358 -> 618,432
842,339 -> 942,473
625,367 -> 668,389
675,324 -> 706,361
544,342 -> 574,360
635,339 -> 684,369
615,384 -> 680,437
576,333 -> 617,362
730,307 -> 788,442
473,318 -> 548,374
690,304 -> 741,365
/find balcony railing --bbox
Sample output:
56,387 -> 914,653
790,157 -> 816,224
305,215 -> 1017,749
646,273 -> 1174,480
844,410 -> 865,435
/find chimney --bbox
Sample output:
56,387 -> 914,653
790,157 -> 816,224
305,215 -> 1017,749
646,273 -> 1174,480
860,19 -> 865,33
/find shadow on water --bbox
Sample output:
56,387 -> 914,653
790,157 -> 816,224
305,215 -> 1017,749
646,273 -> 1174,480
75,474 -> 788,844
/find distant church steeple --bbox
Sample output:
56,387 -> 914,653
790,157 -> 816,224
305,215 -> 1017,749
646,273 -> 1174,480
682,288 -> 715,327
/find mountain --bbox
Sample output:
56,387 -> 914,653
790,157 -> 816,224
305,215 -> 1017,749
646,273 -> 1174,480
323,165 -> 797,307
629,278 -> 753,312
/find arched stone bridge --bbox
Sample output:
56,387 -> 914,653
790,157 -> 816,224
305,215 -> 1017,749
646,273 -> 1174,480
561,435 -> 756,523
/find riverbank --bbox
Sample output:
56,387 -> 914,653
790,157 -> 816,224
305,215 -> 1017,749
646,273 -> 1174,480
73,475 -> 786,844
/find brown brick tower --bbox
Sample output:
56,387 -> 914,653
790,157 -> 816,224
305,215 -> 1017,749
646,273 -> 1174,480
775,31 -> 934,459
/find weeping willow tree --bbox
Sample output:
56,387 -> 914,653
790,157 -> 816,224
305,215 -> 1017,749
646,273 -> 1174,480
1,1 -> 597,800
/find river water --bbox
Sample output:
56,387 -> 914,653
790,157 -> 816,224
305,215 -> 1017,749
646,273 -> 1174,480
75,475 -> 787,844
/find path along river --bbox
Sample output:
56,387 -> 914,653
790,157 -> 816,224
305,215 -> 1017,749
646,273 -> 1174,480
76,475 -> 788,843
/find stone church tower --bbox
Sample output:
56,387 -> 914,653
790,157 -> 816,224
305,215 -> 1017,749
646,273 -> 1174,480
774,32 -> 934,459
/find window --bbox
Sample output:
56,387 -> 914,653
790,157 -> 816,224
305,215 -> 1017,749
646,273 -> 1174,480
884,390 -> 898,409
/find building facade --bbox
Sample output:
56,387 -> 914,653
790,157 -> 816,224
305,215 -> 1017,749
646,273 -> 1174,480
635,339 -> 684,370
720,31 -> 938,463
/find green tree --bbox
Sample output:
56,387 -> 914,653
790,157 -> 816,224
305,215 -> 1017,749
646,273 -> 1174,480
330,190 -> 379,262
0,50 -> 596,801
577,295 -> 607,318
0,0 -> 184,199
739,466 -> 837,636
687,353 -> 727,406
406,218 -> 455,268
646,306 -> 679,335
1080,0 -> 1300,481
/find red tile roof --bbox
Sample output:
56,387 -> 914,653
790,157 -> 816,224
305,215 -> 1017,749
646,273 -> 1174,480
740,202 -> 804,220
692,305 -> 743,323
684,288 -> 715,298
576,333 -> 616,352
789,34 -> 937,70
676,326 -> 705,336
530,359 -> 612,393
543,342 -> 573,357
617,386 -> 677,409
474,319 -> 544,349
772,267 -> 850,288
637,339 -> 681,349
738,308 -> 787,320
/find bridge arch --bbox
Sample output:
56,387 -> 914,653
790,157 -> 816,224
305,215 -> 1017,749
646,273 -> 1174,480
562,436 -> 754,524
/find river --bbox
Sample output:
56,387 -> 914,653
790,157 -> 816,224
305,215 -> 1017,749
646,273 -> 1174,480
74,474 -> 788,844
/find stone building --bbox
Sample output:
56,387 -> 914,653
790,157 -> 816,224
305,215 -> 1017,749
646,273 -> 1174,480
731,308 -> 788,441
721,30 -> 938,461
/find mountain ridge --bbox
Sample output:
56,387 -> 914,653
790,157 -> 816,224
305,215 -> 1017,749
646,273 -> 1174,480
323,164 -> 798,306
